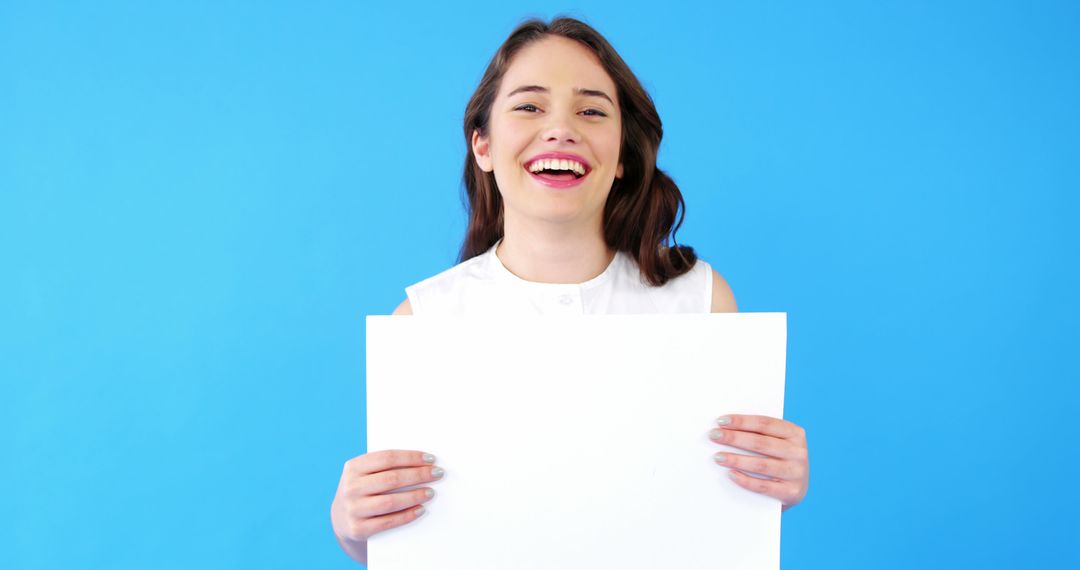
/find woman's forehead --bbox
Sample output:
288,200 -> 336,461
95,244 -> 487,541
500,37 -> 616,98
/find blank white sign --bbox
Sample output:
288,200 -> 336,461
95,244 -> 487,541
366,312 -> 787,569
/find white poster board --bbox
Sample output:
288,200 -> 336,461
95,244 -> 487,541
366,312 -> 787,569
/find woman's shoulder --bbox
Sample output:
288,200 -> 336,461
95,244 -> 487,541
617,252 -> 735,313
673,252 -> 736,313
659,254 -> 736,313
398,252 -> 496,315
407,253 -> 491,291
708,264 -> 737,313
392,298 -> 412,315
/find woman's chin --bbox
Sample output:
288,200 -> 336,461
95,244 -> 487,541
500,179 -> 611,225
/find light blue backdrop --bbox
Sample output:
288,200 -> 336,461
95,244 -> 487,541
2,1 -> 1077,568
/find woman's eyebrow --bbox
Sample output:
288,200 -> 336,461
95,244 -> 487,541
506,84 -> 614,105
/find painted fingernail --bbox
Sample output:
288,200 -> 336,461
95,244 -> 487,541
424,488 -> 435,498
714,453 -> 728,463
422,453 -> 436,463
729,470 -> 739,480
716,416 -> 731,426
709,429 -> 724,440
431,467 -> 444,478
414,506 -> 426,516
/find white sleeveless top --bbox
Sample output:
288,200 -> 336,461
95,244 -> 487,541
404,239 -> 714,316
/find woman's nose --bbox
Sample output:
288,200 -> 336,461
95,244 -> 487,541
540,114 -> 581,144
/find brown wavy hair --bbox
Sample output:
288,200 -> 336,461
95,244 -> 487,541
460,16 -> 697,286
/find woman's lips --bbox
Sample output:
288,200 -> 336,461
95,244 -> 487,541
525,166 -> 589,189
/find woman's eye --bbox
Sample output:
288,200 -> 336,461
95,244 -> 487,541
513,105 -> 606,117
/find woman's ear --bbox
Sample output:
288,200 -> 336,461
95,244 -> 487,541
616,161 -> 623,179
472,129 -> 494,172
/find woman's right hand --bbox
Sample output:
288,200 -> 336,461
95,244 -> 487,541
330,449 -> 444,562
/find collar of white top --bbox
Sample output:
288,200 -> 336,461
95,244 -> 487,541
486,238 -> 621,291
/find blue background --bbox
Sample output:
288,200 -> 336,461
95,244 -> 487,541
3,1 -> 1077,568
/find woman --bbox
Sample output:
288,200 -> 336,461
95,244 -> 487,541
331,16 -> 810,565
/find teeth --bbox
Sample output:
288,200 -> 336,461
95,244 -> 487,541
528,158 -> 586,176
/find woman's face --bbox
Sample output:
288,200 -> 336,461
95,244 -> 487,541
472,35 -> 624,229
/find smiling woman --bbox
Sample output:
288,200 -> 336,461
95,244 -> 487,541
469,36 -> 627,247
329,15 -> 810,565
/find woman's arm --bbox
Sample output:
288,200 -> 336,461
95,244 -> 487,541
708,268 -> 810,510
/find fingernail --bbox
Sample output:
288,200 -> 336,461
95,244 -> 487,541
714,453 -> 727,463
729,470 -> 739,480
431,467 -> 444,478
414,506 -> 426,516
709,429 -> 724,440
424,488 -> 435,498
716,416 -> 731,426
422,453 -> 436,463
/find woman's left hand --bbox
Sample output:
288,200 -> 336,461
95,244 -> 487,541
708,414 -> 809,511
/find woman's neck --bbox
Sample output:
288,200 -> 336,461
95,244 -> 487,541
497,218 -> 615,284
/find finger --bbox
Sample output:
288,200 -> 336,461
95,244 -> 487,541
727,469 -> 803,505
346,450 -> 436,476
348,504 -> 429,541
357,465 -> 446,496
709,428 -> 807,461
713,452 -> 807,481
716,415 -> 805,441
347,487 -> 436,519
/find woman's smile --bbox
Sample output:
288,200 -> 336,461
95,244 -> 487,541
524,151 -> 592,188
